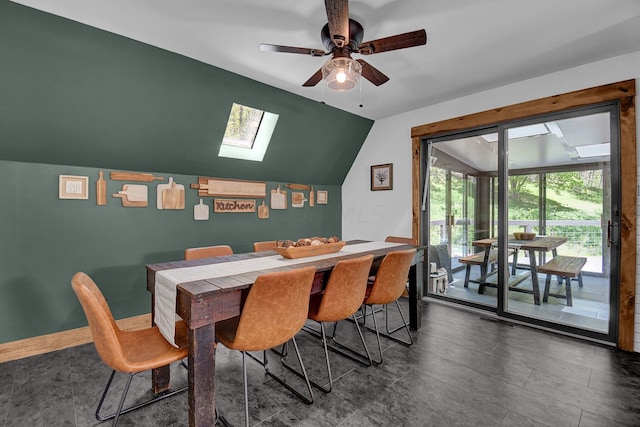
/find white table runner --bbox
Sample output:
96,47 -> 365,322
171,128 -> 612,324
155,241 -> 402,346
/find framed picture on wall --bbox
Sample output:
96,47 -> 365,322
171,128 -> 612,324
371,163 -> 393,191
59,175 -> 89,199
317,190 -> 328,204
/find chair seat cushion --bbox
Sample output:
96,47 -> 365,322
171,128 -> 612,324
117,320 -> 188,373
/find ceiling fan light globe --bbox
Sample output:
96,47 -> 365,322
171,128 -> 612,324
322,57 -> 362,92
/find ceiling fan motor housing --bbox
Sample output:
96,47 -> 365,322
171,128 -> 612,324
321,19 -> 364,52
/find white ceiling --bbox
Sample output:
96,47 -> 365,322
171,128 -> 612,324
11,0 -> 640,120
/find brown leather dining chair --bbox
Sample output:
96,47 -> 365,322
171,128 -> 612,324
283,254 -> 374,393
215,266 -> 316,427
252,240 -> 277,252
184,244 -> 233,260
71,272 -> 189,427
369,235 -> 417,296
360,248 -> 417,364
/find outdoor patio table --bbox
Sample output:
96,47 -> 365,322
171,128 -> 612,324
471,235 -> 567,304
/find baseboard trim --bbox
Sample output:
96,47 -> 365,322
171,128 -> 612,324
0,313 -> 151,363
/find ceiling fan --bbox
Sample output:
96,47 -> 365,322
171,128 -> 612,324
260,0 -> 427,91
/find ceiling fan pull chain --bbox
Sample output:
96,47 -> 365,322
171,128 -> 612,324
359,81 -> 363,108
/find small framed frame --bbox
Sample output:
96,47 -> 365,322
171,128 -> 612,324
59,175 -> 89,199
317,190 -> 328,204
371,163 -> 393,191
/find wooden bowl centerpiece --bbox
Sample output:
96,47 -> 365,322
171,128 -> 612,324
274,236 -> 344,259
513,232 -> 536,240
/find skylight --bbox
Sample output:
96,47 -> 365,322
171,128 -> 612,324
219,103 -> 278,162
575,143 -> 610,158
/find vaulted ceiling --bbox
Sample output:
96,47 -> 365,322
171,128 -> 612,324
10,0 -> 640,120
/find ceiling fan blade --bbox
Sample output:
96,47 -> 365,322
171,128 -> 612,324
358,29 -> 427,55
356,59 -> 389,86
260,44 -> 326,57
302,69 -> 323,87
324,0 -> 349,48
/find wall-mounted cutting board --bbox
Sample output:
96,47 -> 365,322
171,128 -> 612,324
157,177 -> 184,209
291,192 -> 307,208
270,185 -> 287,210
194,199 -> 209,220
258,201 -> 269,219
190,177 -> 266,198
162,181 -> 185,210
112,184 -> 148,207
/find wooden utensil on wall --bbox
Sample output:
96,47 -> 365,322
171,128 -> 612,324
157,177 -> 178,209
194,199 -> 209,220
258,201 -> 269,219
270,185 -> 287,209
162,181 -> 185,209
110,171 -> 164,182
291,192 -> 307,208
112,185 -> 148,207
309,185 -> 314,207
96,170 -> 106,206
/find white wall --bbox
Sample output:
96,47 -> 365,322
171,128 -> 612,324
342,50 -> 640,350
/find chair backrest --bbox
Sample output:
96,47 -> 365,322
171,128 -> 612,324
253,240 -> 277,252
71,272 -> 128,372
232,266 -> 316,352
366,249 -> 417,305
385,236 -> 417,245
184,245 -> 233,260
314,254 -> 374,322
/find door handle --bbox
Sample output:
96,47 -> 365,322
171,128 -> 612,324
607,220 -> 619,247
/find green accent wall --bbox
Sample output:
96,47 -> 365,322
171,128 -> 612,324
0,160 -> 342,342
0,1 -> 373,184
0,2 -> 372,343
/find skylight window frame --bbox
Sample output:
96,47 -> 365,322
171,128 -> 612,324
218,103 -> 278,162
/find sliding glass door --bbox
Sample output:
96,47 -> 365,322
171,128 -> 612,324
502,107 -> 617,335
424,103 -> 619,341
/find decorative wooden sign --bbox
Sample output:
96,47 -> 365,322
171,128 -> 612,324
213,199 -> 256,213
191,177 -> 266,198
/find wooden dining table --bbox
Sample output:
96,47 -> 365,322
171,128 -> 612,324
146,240 -> 424,427
471,235 -> 567,304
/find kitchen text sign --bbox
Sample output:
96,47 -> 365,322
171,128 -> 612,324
213,199 -> 256,213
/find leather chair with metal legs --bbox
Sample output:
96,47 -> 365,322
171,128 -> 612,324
215,266 -> 316,427
283,254 -> 374,393
184,244 -> 233,260
359,248 -> 417,364
71,272 -> 190,427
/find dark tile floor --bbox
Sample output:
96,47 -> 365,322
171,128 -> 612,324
2,301 -> 640,426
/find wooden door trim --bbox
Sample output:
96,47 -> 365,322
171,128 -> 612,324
411,80 -> 636,350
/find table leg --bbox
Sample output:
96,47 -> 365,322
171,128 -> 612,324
152,366 -> 171,394
528,249 -> 541,305
481,248 -> 491,277
408,263 -> 422,331
150,290 -> 171,394
188,324 -> 217,427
